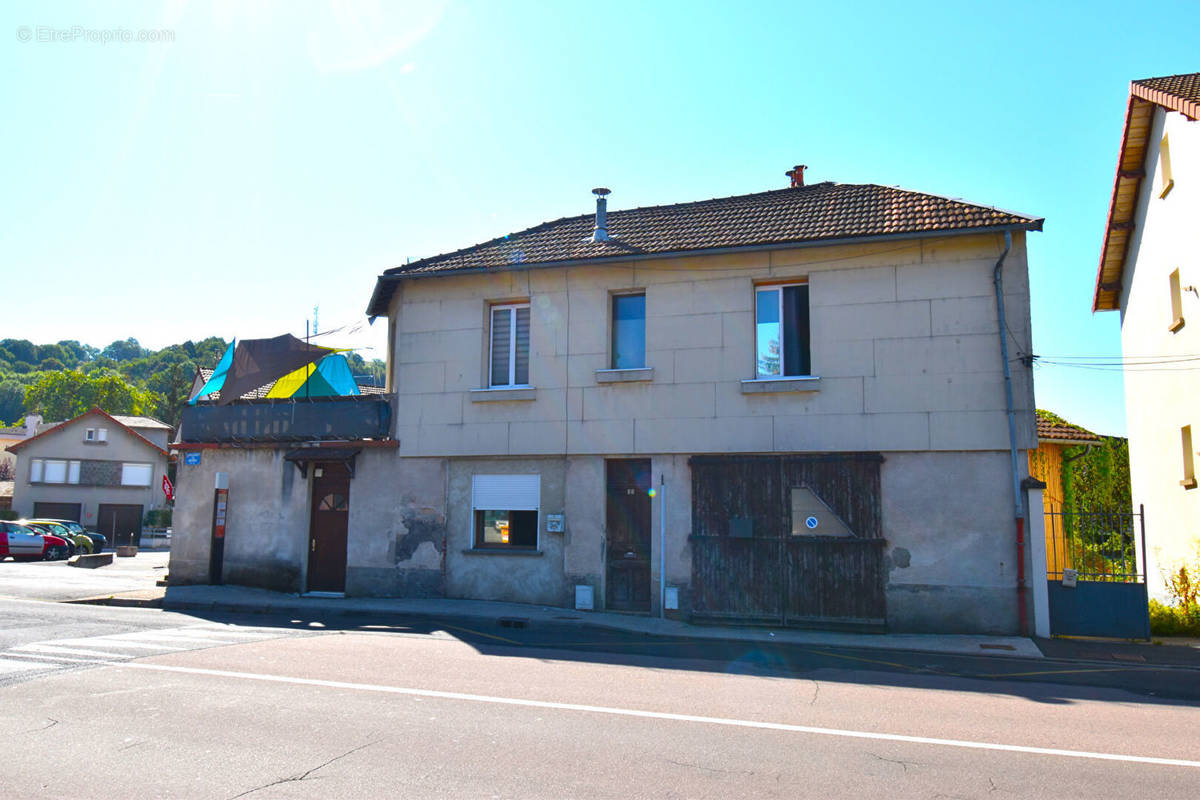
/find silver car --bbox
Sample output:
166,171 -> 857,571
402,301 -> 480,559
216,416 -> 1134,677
1,521 -> 47,561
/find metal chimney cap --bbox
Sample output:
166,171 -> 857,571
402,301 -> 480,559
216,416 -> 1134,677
592,187 -> 611,197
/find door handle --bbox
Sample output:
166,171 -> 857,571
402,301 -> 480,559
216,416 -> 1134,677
311,540 -> 316,553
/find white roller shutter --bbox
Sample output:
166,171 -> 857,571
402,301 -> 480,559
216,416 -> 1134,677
472,474 -> 539,511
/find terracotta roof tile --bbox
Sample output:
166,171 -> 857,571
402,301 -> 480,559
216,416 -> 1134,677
1036,413 -> 1102,444
368,182 -> 1041,314
1132,73 -> 1200,118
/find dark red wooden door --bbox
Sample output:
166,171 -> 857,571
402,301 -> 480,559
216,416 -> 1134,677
307,463 -> 350,593
605,459 -> 652,611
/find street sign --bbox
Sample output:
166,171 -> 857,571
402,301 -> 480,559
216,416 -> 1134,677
185,452 -> 201,465
162,475 -> 174,501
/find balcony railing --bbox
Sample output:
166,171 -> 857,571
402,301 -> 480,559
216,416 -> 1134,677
180,395 -> 392,443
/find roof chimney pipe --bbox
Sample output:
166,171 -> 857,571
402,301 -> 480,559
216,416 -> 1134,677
591,187 -> 611,243
786,165 -> 807,188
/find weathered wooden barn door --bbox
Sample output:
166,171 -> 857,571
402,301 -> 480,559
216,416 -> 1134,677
690,454 -> 886,629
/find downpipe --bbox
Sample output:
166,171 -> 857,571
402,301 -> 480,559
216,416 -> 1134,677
993,231 -> 1028,636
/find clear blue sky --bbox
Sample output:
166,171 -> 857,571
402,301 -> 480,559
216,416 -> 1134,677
4,1 -> 1197,436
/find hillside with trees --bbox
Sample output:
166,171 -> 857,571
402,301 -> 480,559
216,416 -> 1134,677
0,337 -> 386,430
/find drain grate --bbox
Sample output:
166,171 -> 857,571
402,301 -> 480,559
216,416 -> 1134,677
1111,653 -> 1146,662
980,644 -> 1016,651
497,617 -> 529,629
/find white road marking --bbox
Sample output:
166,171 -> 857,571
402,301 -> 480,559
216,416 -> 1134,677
50,638 -> 185,651
0,657 -> 59,674
15,643 -> 142,659
0,651 -> 112,665
118,662 -> 1200,770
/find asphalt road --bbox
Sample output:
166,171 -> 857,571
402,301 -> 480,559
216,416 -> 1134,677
1,599 -> 1198,798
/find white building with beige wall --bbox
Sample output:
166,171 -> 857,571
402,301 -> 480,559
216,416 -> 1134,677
1093,73 -> 1200,599
171,169 -> 1043,634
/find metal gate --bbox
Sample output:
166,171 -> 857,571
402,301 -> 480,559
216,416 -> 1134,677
1045,505 -> 1150,639
689,454 -> 887,629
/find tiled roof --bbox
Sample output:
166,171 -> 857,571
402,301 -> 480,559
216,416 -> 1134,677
196,369 -> 387,401
111,415 -> 171,431
1036,412 -> 1102,444
1094,73 -> 1200,311
6,408 -> 169,456
196,368 -> 274,401
1132,73 -> 1200,118
368,181 -> 1042,314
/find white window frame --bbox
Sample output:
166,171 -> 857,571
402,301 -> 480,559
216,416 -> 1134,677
470,474 -> 540,550
97,428 -> 107,442
29,459 -> 44,483
121,462 -> 154,487
67,460 -> 81,484
755,282 -> 809,379
85,428 -> 96,441
42,459 -> 68,484
489,303 -> 531,388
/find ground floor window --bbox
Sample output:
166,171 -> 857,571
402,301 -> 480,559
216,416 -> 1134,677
471,474 -> 540,550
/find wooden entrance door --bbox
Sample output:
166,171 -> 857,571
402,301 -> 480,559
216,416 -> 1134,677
307,462 -> 350,593
98,504 -> 143,548
605,459 -> 652,611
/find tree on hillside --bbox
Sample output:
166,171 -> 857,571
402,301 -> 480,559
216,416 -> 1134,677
0,379 -> 25,424
24,370 -> 160,421
0,339 -> 37,365
101,338 -> 148,362
56,340 -> 99,365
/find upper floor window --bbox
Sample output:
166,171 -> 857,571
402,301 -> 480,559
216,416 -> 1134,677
1169,268 -> 1185,333
85,427 -> 107,442
1182,425 -> 1196,490
490,303 -> 530,387
1159,133 -> 1174,198
611,293 -> 646,369
755,284 -> 810,378
121,462 -> 153,486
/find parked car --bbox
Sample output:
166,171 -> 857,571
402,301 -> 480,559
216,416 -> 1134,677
18,520 -> 77,557
38,519 -> 106,551
1,521 -> 46,561
0,522 -> 68,561
26,520 -> 94,554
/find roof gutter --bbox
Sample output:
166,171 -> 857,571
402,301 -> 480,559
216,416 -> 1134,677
367,221 -> 1043,317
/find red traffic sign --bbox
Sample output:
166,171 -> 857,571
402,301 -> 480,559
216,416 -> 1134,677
162,474 -> 174,501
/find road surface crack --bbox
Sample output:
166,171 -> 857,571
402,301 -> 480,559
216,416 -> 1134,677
228,739 -> 382,799
809,680 -> 820,706
18,718 -> 59,735
869,752 -> 918,773
665,759 -> 756,777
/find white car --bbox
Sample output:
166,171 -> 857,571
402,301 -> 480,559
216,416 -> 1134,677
0,521 -> 47,561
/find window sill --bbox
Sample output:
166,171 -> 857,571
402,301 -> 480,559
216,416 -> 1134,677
82,440 -> 107,445
1169,316 -> 1185,333
470,387 -> 536,402
595,367 -> 654,384
462,548 -> 544,557
740,376 -> 821,394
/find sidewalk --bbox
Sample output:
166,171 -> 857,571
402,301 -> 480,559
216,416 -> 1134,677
69,581 -> 1200,668
146,583 -> 1047,658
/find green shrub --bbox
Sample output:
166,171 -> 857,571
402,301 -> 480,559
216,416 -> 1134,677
0,508 -> 17,521
1149,599 -> 1200,637
143,508 -> 173,528
1150,547 -> 1200,637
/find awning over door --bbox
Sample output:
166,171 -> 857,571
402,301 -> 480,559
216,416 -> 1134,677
284,447 -> 361,478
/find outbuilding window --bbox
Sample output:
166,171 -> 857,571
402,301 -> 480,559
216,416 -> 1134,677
471,474 -> 539,549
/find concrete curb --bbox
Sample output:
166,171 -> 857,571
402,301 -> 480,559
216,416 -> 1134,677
68,553 -> 114,569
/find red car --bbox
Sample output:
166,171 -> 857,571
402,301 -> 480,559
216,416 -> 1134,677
0,521 -> 69,561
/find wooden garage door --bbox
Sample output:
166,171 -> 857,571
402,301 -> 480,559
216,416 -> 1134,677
33,502 -> 82,522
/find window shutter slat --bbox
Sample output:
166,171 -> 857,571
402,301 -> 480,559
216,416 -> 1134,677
472,474 -> 539,511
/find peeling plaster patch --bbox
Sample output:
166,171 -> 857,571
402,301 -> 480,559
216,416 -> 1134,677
408,541 -> 441,570
892,547 -> 911,568
395,511 -> 445,566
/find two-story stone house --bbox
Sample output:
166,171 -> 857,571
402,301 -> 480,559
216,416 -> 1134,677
171,168 -> 1043,635
1093,73 -> 1200,599
7,408 -> 172,544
